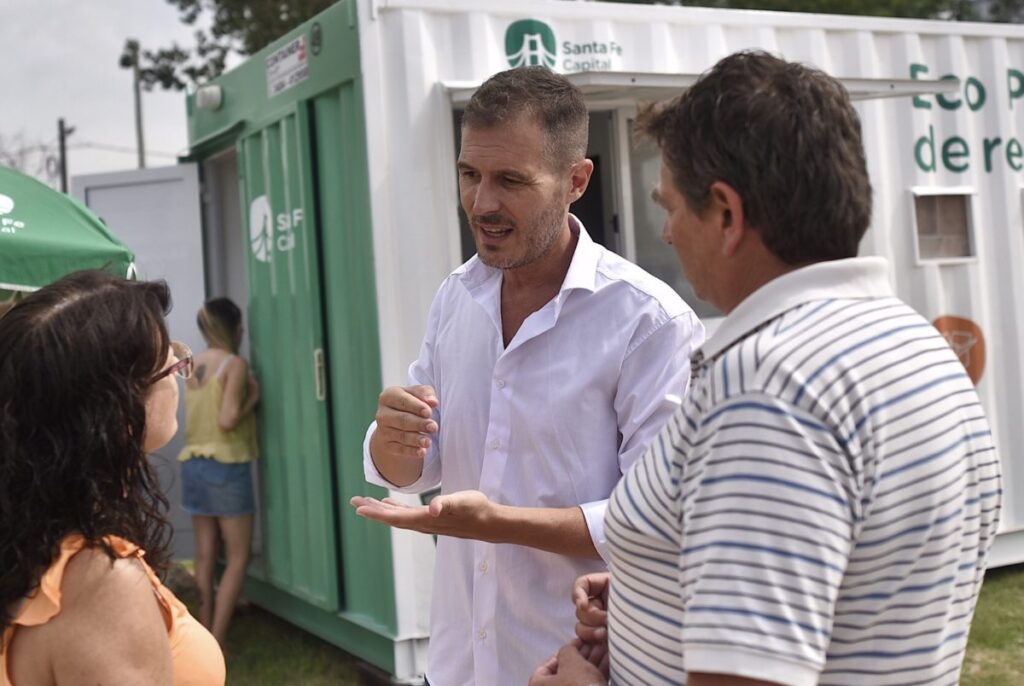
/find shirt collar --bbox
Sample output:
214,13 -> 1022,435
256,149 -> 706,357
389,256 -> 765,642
561,215 -> 601,294
457,214 -> 601,296
699,256 -> 894,361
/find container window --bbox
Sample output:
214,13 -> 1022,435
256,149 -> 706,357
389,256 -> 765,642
913,192 -> 974,260
628,120 -> 722,319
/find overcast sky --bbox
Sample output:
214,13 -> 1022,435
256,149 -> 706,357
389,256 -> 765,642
2,1 -> 228,186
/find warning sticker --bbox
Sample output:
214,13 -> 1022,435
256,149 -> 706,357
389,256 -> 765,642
933,315 -> 986,385
266,35 -> 309,98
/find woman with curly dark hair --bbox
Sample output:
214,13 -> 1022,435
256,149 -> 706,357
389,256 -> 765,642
0,270 -> 225,685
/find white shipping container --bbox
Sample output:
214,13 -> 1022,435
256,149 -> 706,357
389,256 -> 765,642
358,2 -> 1024,592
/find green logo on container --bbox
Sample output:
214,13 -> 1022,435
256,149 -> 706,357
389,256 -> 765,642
506,19 -> 557,69
249,195 -> 273,263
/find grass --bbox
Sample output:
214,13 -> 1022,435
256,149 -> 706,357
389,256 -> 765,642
169,564 -> 362,685
961,564 -> 1024,686
221,604 -> 362,686
175,564 -> 1024,685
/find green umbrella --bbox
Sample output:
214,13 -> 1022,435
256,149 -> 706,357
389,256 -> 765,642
0,165 -> 135,299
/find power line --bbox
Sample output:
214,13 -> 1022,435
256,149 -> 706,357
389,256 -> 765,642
68,141 -> 178,159
4,144 -> 54,156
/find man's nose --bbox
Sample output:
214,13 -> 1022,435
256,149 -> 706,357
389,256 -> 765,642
471,179 -> 501,215
661,221 -> 673,245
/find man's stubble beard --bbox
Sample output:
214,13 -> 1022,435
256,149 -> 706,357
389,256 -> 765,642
473,197 -> 566,271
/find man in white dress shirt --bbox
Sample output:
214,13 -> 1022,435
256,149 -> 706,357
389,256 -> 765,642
351,66 -> 703,686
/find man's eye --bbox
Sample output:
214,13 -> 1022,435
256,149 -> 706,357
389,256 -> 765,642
504,176 -> 523,185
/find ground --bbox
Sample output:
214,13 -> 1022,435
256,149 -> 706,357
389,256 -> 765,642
168,562 -> 1024,685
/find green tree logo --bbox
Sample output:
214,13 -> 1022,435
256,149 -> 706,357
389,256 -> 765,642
505,20 -> 557,69
249,194 -> 273,263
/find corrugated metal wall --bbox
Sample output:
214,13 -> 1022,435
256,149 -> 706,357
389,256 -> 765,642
312,81 -> 402,630
238,110 -> 340,609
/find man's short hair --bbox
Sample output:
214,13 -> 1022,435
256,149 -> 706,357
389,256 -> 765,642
463,66 -> 589,169
637,50 -> 872,264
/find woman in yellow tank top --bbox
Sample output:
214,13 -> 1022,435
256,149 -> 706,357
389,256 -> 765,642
0,270 -> 224,685
179,298 -> 260,647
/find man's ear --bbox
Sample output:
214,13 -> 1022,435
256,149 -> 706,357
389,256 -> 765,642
566,159 -> 595,203
709,181 -> 746,257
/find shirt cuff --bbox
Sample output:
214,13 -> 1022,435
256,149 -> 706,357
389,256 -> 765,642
580,499 -> 611,564
684,645 -> 820,686
362,421 -> 434,493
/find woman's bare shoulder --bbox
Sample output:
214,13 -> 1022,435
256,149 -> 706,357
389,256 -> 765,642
10,545 -> 172,685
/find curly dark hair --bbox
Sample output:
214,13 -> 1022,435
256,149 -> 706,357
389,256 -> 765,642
0,270 -> 174,630
636,50 -> 872,264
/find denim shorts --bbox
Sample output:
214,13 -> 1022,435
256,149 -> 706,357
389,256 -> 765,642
181,457 -> 255,517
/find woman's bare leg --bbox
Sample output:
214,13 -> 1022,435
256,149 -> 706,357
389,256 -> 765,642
192,515 -> 220,629
211,513 -> 253,645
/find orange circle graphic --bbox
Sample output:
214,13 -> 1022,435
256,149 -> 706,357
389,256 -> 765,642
932,315 -> 986,385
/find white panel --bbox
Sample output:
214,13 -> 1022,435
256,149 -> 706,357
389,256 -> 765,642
72,164 -> 205,560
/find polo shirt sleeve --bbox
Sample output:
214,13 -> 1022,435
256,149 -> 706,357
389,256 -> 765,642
363,285 -> 445,494
678,392 -> 855,686
582,310 -> 704,562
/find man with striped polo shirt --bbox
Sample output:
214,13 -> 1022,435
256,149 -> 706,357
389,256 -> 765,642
532,51 -> 1002,686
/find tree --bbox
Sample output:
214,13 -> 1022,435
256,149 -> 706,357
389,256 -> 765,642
126,0 -> 339,91
0,134 -> 57,185
605,0 -> 1024,22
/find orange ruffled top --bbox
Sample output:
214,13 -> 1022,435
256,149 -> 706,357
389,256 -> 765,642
1,534 -> 225,686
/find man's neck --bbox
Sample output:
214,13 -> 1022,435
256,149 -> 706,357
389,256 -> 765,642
497,221 -> 579,347
502,221 -> 577,296
719,255 -> 812,314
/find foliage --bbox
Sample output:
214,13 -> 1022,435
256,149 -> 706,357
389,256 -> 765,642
0,134 -> 56,182
126,0 -> 1024,91
123,0 -> 339,91
607,0 -> 1024,22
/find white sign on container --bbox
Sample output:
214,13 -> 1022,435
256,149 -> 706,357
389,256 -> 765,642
266,35 -> 309,97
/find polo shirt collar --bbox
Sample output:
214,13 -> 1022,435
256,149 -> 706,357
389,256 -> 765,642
699,256 -> 894,361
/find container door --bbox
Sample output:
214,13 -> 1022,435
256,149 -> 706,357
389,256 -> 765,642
237,105 -> 338,610
71,165 -> 205,561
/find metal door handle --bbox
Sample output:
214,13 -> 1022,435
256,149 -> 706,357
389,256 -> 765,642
314,348 -> 326,401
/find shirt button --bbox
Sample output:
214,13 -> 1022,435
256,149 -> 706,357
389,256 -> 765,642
490,439 -> 501,449
478,629 -> 487,640
479,561 -> 488,572
495,378 -> 505,389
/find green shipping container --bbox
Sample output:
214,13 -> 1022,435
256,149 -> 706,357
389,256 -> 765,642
186,2 -> 415,678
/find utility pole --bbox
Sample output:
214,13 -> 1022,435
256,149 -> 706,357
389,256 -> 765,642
120,39 -> 146,169
57,118 -> 75,193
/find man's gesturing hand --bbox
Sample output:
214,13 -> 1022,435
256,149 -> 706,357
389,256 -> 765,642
350,490 -> 500,541
368,384 -> 439,487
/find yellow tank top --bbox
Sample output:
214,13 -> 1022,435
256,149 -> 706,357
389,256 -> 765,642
1,535 -> 225,686
178,355 -> 259,464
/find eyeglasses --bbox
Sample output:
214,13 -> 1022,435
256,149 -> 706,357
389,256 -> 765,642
150,340 -> 194,384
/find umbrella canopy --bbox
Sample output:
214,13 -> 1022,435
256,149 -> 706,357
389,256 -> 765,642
0,165 -> 135,295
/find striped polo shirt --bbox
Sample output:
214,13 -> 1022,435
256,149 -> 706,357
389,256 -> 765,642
605,257 -> 1002,686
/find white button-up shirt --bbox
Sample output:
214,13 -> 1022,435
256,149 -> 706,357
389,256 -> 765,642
364,221 -> 703,686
